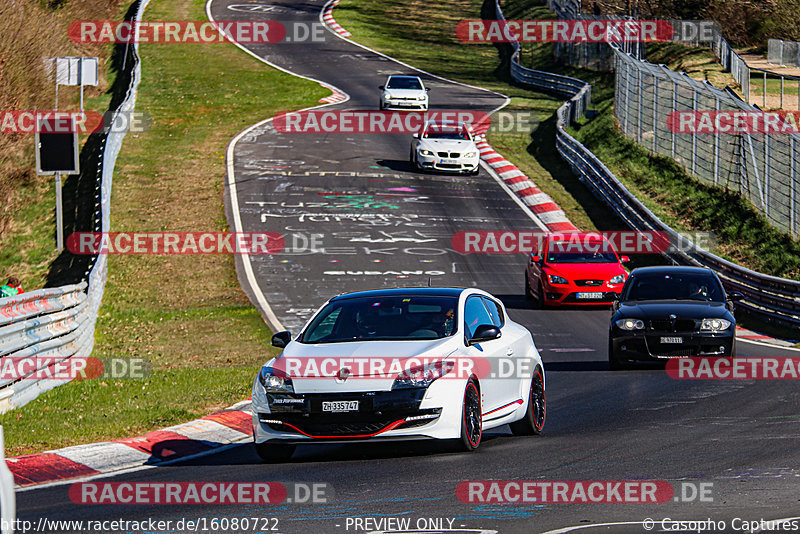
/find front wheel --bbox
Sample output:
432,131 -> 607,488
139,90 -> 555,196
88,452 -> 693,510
459,379 -> 482,451
254,439 -> 296,463
608,340 -> 625,370
510,367 -> 545,435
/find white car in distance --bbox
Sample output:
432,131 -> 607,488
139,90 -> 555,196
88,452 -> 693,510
411,121 -> 481,175
379,75 -> 429,111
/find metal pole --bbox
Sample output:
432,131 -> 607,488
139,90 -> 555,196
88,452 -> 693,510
714,97 -> 720,185
653,75 -> 658,153
55,171 -> 63,252
792,136 -> 797,236
637,69 -> 643,142
671,82 -> 677,159
764,135 -> 770,220
763,71 -> 767,109
692,89 -> 697,175
780,76 -> 784,109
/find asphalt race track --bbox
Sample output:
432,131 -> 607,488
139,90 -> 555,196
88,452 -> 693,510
17,0 -> 800,533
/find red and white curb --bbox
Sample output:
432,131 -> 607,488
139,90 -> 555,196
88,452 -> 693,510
318,81 -> 348,104
322,0 -> 351,38
735,326 -> 797,347
8,400 -> 253,488
474,133 -> 579,233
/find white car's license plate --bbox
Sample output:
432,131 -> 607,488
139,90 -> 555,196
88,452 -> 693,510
577,292 -> 603,299
322,400 -> 359,412
660,336 -> 683,344
439,158 -> 459,164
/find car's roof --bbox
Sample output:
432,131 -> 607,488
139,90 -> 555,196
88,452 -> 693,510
548,232 -> 610,243
630,266 -> 714,276
388,75 -> 421,80
330,287 -> 468,301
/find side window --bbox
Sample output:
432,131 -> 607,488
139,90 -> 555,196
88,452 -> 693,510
464,296 -> 494,340
481,297 -> 505,327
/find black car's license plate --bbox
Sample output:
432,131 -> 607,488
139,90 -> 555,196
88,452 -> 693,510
660,336 -> 684,344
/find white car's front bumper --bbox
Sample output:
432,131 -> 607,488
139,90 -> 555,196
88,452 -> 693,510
416,151 -> 480,173
251,376 -> 467,444
383,98 -> 428,110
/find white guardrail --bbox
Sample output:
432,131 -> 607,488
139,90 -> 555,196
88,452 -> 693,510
0,0 -> 150,413
495,0 -> 800,329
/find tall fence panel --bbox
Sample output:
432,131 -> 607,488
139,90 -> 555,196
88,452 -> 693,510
769,39 -> 800,67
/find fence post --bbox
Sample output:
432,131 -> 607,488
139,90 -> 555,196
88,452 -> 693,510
637,68 -> 643,142
764,134 -> 770,221
791,136 -> 797,236
780,76 -> 784,109
672,82 -> 677,159
714,96 -> 720,185
763,70 -> 767,108
624,59 -> 631,136
653,74 -> 658,153
692,88 -> 697,175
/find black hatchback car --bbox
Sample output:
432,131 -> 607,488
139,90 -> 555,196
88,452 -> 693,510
608,266 -> 743,369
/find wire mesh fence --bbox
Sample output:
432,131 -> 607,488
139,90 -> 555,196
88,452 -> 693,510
614,50 -> 800,236
768,39 -> 800,67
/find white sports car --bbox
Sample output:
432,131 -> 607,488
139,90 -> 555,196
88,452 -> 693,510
411,121 -> 481,175
252,287 -> 546,462
379,75 -> 429,110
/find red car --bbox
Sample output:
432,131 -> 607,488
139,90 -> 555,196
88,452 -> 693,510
524,233 -> 629,307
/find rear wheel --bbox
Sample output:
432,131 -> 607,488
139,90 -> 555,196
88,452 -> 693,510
459,379 -> 482,451
510,367 -> 545,435
254,439 -> 295,463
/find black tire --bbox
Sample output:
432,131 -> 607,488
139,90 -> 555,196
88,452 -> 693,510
525,271 -> 534,301
468,166 -> 480,176
608,340 -> 625,370
459,379 -> 482,451
510,366 -> 545,435
379,101 -> 384,110
530,281 -> 544,309
254,439 -> 296,463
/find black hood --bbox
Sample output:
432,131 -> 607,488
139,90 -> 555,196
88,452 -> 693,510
616,300 -> 732,320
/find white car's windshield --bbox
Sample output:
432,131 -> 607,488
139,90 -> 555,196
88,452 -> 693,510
300,296 -> 458,343
424,130 -> 469,140
387,77 -> 423,90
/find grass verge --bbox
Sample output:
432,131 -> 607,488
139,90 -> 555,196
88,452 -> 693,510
0,0 -> 327,456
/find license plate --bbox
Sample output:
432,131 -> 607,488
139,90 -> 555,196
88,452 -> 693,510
577,292 -> 603,299
322,400 -> 359,412
661,336 -> 683,344
439,158 -> 459,164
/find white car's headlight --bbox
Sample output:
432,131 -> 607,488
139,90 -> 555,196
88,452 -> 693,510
393,361 -> 454,389
419,149 -> 434,156
463,151 -> 477,158
258,366 -> 294,393
418,95 -> 426,100
609,274 -> 625,284
548,274 -> 568,285
616,318 -> 645,330
383,93 -> 392,101
700,318 -> 731,331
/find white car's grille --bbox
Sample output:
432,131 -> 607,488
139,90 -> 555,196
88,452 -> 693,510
437,151 -> 460,158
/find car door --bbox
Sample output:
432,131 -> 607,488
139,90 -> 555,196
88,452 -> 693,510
463,295 -> 508,418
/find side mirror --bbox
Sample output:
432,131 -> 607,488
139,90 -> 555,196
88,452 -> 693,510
620,255 -> 630,263
379,85 -> 385,90
425,87 -> 430,92
467,324 -> 501,346
531,254 -> 542,264
271,331 -> 292,348
728,291 -> 744,302
412,133 -> 419,138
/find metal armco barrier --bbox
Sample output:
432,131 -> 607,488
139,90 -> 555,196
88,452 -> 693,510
0,0 -> 151,412
496,0 -> 800,329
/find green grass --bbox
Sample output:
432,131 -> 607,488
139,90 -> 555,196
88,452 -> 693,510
0,0 -> 327,456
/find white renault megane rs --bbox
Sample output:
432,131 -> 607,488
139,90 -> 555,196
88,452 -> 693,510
252,287 -> 545,462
